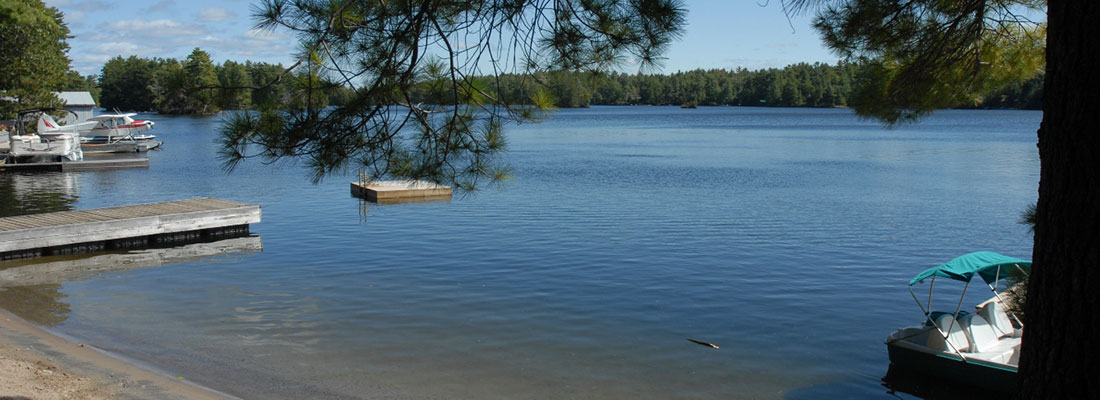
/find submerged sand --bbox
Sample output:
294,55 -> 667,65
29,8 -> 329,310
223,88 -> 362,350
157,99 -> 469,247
0,309 -> 235,400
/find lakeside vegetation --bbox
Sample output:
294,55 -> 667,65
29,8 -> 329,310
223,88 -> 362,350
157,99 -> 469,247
85,53 -> 1041,114
92,48 -> 347,115
0,0 -> 79,117
482,65 -> 1042,109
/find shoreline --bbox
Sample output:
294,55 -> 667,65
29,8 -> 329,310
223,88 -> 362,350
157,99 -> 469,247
0,308 -> 237,400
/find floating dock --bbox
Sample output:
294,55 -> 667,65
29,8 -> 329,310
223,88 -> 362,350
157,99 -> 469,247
351,180 -> 452,202
0,158 -> 149,172
0,198 -> 261,260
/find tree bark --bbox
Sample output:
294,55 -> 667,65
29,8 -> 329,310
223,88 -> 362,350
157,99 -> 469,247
1018,1 -> 1100,397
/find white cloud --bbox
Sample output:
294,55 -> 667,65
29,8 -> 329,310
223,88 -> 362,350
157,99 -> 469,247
101,19 -> 207,38
93,42 -> 142,55
144,0 -> 174,14
244,28 -> 288,41
192,28 -> 293,62
65,10 -> 86,22
69,19 -> 212,71
72,53 -> 117,65
46,0 -> 109,11
70,41 -> 162,74
71,1 -> 108,11
57,3 -> 295,74
198,8 -> 235,22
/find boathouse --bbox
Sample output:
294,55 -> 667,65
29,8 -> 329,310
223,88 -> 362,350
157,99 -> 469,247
56,91 -> 96,124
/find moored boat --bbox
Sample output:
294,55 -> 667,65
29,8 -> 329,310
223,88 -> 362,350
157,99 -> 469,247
885,251 -> 1029,394
2,108 -> 85,162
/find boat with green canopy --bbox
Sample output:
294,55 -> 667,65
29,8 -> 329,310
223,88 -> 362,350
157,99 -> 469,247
885,251 -> 1029,393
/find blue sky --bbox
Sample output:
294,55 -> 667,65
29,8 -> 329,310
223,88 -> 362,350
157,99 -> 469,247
46,0 -> 840,76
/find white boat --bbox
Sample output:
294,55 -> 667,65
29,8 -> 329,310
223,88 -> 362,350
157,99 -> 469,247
2,108 -> 85,162
885,251 -> 1029,393
79,113 -> 156,144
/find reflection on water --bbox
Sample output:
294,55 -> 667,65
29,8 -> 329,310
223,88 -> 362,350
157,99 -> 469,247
356,195 -> 453,221
0,284 -> 70,326
0,172 -> 79,217
0,236 -> 262,326
879,364 -> 1002,400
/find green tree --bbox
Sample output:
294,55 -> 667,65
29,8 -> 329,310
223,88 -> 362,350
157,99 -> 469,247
216,60 -> 253,110
794,0 -> 1097,396
591,73 -> 626,105
219,0 -> 687,186
245,61 -> 292,108
181,48 -> 219,114
0,0 -> 71,118
546,70 -> 593,108
637,74 -> 666,105
99,55 -> 158,111
286,52 -> 330,110
809,0 -> 1044,123
150,59 -> 187,114
149,49 -> 220,115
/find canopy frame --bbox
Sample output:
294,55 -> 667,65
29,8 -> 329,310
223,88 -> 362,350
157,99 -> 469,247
906,252 -> 1031,357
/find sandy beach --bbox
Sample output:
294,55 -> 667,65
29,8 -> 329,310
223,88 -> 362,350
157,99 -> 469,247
0,309 -> 235,400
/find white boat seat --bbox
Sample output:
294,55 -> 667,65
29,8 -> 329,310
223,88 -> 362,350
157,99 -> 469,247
929,314 -> 970,353
959,313 -> 999,353
978,301 -> 1016,338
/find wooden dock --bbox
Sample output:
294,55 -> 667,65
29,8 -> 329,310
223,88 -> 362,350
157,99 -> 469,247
0,158 -> 149,172
0,198 -> 261,260
351,180 -> 452,202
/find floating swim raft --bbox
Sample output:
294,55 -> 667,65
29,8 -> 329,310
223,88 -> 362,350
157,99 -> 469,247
350,180 -> 452,202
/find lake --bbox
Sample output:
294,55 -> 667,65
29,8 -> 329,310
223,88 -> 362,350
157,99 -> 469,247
0,106 -> 1040,399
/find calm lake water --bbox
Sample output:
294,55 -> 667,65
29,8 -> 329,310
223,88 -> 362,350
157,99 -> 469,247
0,106 -> 1040,399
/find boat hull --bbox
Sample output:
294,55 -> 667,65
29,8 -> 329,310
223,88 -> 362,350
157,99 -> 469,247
81,140 -> 162,154
886,340 -> 1016,393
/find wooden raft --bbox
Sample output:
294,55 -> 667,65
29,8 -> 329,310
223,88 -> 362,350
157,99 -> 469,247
351,180 -> 452,202
0,198 -> 261,260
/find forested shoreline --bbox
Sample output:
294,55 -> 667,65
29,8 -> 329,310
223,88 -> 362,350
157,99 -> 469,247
84,49 -> 1041,114
91,48 -> 350,115
477,63 -> 1041,109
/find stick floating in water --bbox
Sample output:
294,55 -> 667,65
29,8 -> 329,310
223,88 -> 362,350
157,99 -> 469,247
687,338 -> 719,349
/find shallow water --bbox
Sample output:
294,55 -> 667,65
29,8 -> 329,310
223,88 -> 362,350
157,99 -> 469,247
0,106 -> 1039,399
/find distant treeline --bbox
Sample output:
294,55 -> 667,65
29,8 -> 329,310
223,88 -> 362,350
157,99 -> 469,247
967,74 -> 1043,110
433,62 -> 1042,109
86,50 -> 1041,115
95,48 -> 354,114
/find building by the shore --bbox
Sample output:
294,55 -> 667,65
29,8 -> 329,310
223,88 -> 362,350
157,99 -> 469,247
56,91 -> 96,124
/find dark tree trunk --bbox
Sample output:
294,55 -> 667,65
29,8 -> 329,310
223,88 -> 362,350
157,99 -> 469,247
1017,1 -> 1100,397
